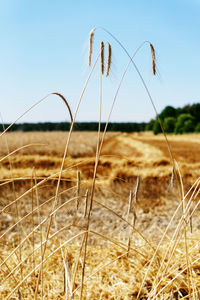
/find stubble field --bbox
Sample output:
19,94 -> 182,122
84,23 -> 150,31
1,131 -> 200,299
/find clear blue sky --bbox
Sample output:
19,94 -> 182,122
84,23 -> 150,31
1,0 -> 200,123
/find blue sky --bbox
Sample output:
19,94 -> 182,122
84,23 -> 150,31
0,0 -> 200,123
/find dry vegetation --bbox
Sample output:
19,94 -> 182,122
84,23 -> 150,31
1,27 -> 200,299
1,130 -> 200,299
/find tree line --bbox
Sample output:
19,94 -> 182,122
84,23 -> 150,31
2,122 -> 146,132
146,103 -> 200,134
2,103 -> 199,134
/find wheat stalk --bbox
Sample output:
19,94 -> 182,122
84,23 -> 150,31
52,92 -> 73,123
84,189 -> 89,218
61,248 -> 72,298
76,170 -> 81,210
134,175 -> 140,203
126,190 -> 133,220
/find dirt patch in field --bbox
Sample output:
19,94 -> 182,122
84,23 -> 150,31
135,137 -> 200,164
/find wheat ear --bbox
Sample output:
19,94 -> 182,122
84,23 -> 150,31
106,43 -> 112,77
150,43 -> 156,75
100,41 -> 104,75
88,28 -> 95,66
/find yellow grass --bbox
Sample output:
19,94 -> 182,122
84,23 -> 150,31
1,131 -> 200,298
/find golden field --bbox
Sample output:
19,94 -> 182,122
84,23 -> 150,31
1,131 -> 200,299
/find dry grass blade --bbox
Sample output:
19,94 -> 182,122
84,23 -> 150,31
52,92 -> 73,123
5,231 -> 87,300
189,208 -> 193,233
127,178 -> 139,256
0,196 -> 79,271
137,178 -> 200,298
126,190 -> 133,220
35,54 -> 101,291
3,224 -> 74,285
34,169 -> 44,300
175,161 -> 192,297
76,170 -> 81,210
31,171 -> 36,277
72,251 -> 128,296
153,255 -> 200,298
6,227 -> 144,299
168,166 -> 175,191
100,41 -> 104,75
150,43 -> 156,75
0,94 -> 51,138
71,235 -> 86,297
61,248 -> 72,298
0,186 -> 75,243
84,189 -> 89,218
1,120 -> 24,286
0,92 -> 72,139
134,175 -> 140,203
63,263 -> 67,296
0,159 -> 88,214
106,43 -> 112,77
147,178 -> 200,298
17,289 -> 21,300
97,28 -> 177,185
0,143 -> 46,163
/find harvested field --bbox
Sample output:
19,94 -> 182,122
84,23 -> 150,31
1,131 -> 200,299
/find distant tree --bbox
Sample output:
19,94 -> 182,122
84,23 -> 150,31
159,106 -> 176,120
140,123 -> 147,131
145,119 -> 155,131
163,117 -> 176,133
153,120 -> 162,134
110,123 -> 119,131
175,114 -> 194,134
190,103 -> 200,123
176,105 -> 190,117
195,122 -> 200,132
183,119 -> 195,132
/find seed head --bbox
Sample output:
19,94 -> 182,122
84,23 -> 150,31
150,43 -> 156,75
88,28 -> 95,66
100,41 -> 104,75
106,43 -> 112,77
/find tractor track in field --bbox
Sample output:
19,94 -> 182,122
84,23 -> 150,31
1,132 -> 200,185
1,132 -> 200,243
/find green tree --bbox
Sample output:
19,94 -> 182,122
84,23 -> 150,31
175,114 -> 194,134
176,105 -> 191,117
195,122 -> 200,132
145,119 -> 155,131
190,103 -> 200,123
159,106 -> 176,121
183,119 -> 195,132
163,117 -> 176,133
153,120 -> 162,134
